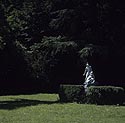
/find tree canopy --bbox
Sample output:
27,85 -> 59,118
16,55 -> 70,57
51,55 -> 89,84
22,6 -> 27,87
0,0 -> 125,94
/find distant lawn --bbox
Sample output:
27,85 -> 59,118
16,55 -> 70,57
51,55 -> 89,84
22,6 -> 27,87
0,94 -> 125,123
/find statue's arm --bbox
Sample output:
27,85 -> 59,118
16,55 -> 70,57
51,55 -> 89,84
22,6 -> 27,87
83,68 -> 87,76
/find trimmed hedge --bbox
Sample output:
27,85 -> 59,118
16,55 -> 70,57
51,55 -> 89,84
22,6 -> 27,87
86,86 -> 125,105
59,85 -> 125,105
59,85 -> 85,103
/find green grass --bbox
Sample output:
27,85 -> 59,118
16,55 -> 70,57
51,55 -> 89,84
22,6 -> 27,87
0,94 -> 125,123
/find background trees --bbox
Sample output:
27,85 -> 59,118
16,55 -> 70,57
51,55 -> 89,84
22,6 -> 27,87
0,0 -> 125,94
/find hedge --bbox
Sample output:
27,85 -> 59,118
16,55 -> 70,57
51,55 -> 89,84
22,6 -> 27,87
86,86 -> 125,105
59,85 -> 85,103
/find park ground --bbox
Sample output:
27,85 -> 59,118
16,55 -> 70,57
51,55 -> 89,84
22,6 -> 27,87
0,94 -> 125,123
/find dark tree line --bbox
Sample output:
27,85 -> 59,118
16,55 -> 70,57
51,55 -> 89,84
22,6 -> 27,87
0,0 -> 125,94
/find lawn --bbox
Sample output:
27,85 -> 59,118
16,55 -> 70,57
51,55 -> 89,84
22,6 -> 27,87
0,94 -> 125,123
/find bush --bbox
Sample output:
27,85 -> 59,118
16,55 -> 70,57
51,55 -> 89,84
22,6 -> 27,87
59,85 -> 85,103
86,86 -> 125,105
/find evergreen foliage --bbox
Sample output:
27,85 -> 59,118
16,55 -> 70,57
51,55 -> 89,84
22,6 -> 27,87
86,86 -> 125,105
0,0 -> 125,93
59,84 -> 85,103
27,36 -> 79,87
59,85 -> 125,105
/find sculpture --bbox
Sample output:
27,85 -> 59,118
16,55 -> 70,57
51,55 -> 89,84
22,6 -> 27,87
83,62 -> 96,92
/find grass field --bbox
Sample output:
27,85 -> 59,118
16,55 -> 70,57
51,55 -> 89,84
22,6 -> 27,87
0,94 -> 125,123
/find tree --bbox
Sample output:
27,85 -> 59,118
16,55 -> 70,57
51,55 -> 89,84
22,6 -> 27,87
27,36 -> 81,90
0,3 -> 29,90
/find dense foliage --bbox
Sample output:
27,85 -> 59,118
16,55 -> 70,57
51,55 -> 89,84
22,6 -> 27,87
59,85 -> 125,105
59,84 -> 84,103
86,86 -> 125,105
0,0 -> 125,93
26,36 -> 80,90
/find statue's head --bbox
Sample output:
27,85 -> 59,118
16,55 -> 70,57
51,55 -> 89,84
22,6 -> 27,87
86,62 -> 89,66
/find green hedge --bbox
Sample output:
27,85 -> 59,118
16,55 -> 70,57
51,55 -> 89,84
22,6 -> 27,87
59,85 -> 85,103
86,86 -> 125,105
59,85 -> 125,105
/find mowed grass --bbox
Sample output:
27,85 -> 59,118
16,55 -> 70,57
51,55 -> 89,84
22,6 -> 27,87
0,94 -> 125,123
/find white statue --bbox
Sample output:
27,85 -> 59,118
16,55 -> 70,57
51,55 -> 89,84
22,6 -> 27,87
83,62 -> 95,92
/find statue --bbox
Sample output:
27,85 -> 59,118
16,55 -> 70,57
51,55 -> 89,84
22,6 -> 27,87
83,62 -> 96,92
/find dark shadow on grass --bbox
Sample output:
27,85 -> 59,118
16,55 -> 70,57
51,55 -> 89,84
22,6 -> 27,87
0,98 -> 59,110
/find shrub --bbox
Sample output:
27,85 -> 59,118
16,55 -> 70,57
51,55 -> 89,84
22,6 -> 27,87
86,86 -> 125,105
59,85 -> 85,103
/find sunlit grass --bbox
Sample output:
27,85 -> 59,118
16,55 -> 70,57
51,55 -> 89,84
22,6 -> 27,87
0,94 -> 125,123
